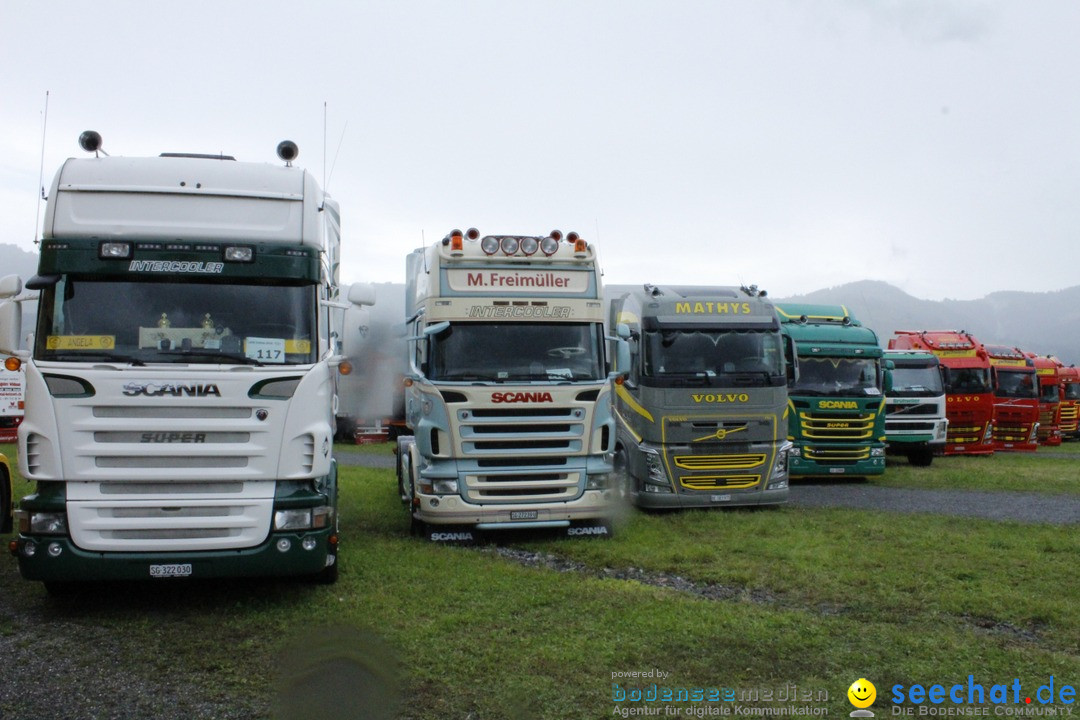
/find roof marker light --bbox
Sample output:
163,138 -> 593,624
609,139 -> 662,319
449,229 -> 464,254
466,228 -> 480,240
98,242 -> 132,259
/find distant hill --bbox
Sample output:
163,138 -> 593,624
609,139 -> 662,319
0,243 -> 39,282
775,280 -> 1080,366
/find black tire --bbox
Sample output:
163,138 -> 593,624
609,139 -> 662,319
908,447 -> 934,467
0,465 -> 11,535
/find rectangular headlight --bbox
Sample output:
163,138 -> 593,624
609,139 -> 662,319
274,509 -> 312,531
19,511 -> 68,535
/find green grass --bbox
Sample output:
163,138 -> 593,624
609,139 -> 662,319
878,449 -> 1079,494
2,446 -> 1078,719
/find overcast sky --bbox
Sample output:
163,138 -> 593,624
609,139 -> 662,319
2,1 -> 1079,301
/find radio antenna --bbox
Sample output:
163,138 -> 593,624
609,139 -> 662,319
34,90 -> 50,246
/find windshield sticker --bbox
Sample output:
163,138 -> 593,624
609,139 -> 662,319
285,339 -> 311,355
245,337 -> 286,364
46,335 -> 116,350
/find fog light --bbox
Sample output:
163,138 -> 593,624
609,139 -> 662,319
301,537 -> 318,551
871,447 -> 886,457
276,538 -> 291,553
48,543 -> 63,557
767,479 -> 789,490
22,541 -> 36,557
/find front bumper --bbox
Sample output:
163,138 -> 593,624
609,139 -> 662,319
10,527 -> 336,583
412,488 -> 613,528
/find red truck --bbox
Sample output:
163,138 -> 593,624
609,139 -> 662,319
1027,354 -> 1063,446
983,345 -> 1039,452
1053,359 -> 1080,440
888,331 -> 995,456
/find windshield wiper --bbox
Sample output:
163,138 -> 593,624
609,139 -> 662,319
156,350 -> 264,366
48,352 -> 145,366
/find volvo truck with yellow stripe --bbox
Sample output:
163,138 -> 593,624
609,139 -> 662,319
607,285 -> 793,508
777,304 -> 888,478
396,229 -> 626,540
0,132 -> 373,590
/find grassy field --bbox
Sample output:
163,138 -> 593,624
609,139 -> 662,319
1,442 -> 1078,719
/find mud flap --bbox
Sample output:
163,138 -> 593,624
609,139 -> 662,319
422,524 -> 482,545
564,520 -> 614,539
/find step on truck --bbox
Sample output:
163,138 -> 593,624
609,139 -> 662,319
888,331 -> 996,456
606,284 -> 793,507
0,132 -> 373,590
396,229 -> 627,541
882,349 -> 948,466
776,304 -> 887,478
984,345 -> 1040,452
1,354 -> 23,443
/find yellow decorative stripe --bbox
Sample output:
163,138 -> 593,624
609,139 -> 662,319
680,475 -> 761,490
616,384 -> 654,423
674,453 -> 766,470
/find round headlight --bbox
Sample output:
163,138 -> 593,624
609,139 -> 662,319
519,236 -> 539,255
540,236 -> 560,255
480,236 -> 500,255
500,236 -> 520,255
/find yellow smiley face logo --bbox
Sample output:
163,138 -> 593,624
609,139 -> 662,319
848,678 -> 876,708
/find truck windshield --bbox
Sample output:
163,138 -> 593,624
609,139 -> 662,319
791,357 -> 880,396
428,322 -> 604,382
993,369 -> 1038,399
1064,383 -> 1080,401
941,367 -> 992,394
641,329 -> 784,387
889,364 -> 943,397
34,276 -> 317,365
1039,383 -> 1060,403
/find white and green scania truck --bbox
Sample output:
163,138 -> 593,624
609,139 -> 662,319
0,132 -> 372,590
607,285 -> 794,508
396,228 -> 627,540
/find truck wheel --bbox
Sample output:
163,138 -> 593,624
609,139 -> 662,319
613,447 -> 633,503
908,447 -> 934,467
396,438 -> 414,507
0,464 -> 11,535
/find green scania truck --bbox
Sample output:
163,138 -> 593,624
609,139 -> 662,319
608,285 -> 794,507
776,304 -> 887,478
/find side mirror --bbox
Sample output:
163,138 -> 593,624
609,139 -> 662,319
0,300 -> 22,356
783,335 -> 799,386
347,283 -> 375,307
608,337 -> 631,380
0,275 -> 23,300
616,323 -> 630,341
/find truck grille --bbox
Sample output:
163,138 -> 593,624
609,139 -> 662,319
673,453 -> 765,470
798,411 -> 875,440
67,494 -> 274,552
462,470 -> 582,503
453,404 -> 589,503
804,445 -> 871,462
458,406 -> 584,456
679,475 -> 760,491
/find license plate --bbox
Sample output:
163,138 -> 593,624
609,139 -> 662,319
510,510 -> 538,521
150,563 -> 192,578
829,468 -> 845,474
710,494 -> 731,502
